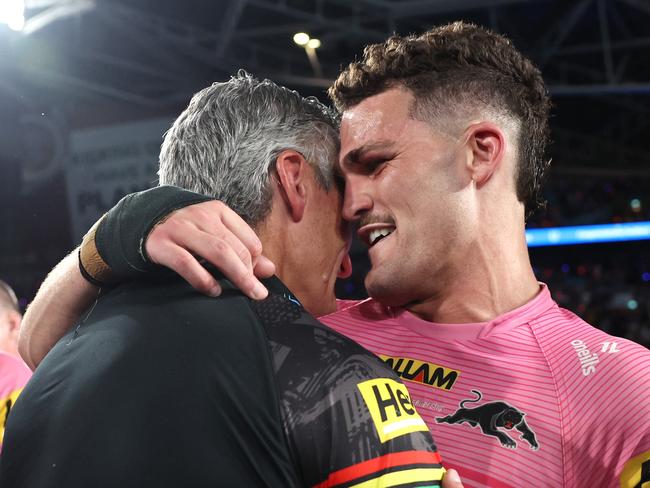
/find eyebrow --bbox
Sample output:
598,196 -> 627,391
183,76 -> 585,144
341,141 -> 395,166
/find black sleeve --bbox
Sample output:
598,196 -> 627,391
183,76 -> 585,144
251,294 -> 444,488
93,185 -> 215,281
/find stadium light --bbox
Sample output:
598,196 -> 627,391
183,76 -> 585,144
294,32 -> 323,77
0,0 -> 25,31
293,32 -> 310,46
525,221 -> 650,247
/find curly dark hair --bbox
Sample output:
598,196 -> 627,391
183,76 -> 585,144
328,21 -> 551,216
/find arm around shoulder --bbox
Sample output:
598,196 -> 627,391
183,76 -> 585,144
19,250 -> 99,370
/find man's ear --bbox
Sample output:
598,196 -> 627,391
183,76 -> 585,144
464,122 -> 505,187
274,150 -> 309,222
2,309 -> 21,336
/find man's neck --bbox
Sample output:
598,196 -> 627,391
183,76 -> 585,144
257,213 -> 337,317
406,230 -> 540,324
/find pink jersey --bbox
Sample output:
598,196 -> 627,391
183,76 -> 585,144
0,352 -> 31,448
322,284 -> 650,488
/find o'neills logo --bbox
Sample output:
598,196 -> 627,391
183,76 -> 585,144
379,355 -> 460,391
571,339 -> 599,376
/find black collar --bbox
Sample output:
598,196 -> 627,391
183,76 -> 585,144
204,265 -> 303,309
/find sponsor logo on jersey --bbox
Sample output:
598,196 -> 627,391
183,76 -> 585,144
570,339 -> 599,376
619,449 -> 650,488
357,378 -> 429,443
600,341 -> 621,353
379,355 -> 460,391
435,390 -> 540,451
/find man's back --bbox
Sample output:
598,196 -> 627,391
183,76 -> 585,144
1,274 -> 444,487
2,275 -> 299,487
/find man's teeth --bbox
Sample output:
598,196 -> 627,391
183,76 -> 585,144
369,229 -> 393,245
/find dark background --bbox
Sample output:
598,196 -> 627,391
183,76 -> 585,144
0,0 -> 648,346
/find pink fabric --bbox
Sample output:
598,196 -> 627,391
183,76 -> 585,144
329,284 -> 650,487
0,352 -> 31,448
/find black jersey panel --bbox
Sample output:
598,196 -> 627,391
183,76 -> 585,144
250,286 -> 443,488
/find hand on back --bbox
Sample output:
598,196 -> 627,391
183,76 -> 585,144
145,200 -> 275,299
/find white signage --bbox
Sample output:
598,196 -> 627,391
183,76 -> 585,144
65,118 -> 173,242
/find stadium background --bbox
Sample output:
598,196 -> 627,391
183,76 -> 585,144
0,0 -> 648,347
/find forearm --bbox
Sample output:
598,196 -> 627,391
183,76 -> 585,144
19,249 -> 99,370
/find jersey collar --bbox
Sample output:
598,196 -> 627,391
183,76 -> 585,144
392,283 -> 556,340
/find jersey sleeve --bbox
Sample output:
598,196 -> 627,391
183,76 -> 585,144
299,358 -> 444,488
251,294 -> 444,488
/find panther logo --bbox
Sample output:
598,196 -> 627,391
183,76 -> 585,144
435,390 -> 539,450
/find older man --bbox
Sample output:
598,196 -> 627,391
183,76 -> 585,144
1,74 -> 447,487
20,23 -> 650,487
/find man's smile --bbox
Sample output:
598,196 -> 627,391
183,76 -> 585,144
358,223 -> 396,247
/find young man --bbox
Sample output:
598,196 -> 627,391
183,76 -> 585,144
20,23 -> 650,487
1,74 -> 447,487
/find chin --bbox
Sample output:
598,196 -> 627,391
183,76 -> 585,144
365,274 -> 408,308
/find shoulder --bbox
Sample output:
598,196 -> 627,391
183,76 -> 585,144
92,278 -> 261,338
537,304 -> 649,363
0,352 -> 31,396
0,352 -> 31,376
533,306 -> 650,411
252,293 -> 442,486
252,293 -> 392,380
537,303 -> 648,351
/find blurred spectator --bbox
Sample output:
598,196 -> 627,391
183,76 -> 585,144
532,252 -> 650,349
529,173 -> 650,228
0,281 -> 32,447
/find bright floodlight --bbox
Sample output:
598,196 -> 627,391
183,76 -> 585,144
0,0 -> 25,31
293,32 -> 310,46
307,38 -> 321,49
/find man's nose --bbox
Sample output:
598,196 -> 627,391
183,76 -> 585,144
342,175 -> 372,221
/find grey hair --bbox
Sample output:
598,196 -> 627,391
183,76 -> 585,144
158,71 -> 340,226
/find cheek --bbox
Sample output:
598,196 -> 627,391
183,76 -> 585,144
327,194 -> 346,236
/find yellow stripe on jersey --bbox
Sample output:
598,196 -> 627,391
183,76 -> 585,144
350,467 -> 445,488
620,449 -> 650,488
357,378 -> 429,443
0,388 -> 24,442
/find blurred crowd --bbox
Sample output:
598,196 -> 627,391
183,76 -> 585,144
533,250 -> 649,348
529,173 -> 649,227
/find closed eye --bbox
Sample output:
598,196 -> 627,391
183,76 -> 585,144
364,157 -> 394,176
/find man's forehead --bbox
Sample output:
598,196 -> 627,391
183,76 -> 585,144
338,89 -> 414,163
341,89 -> 413,132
